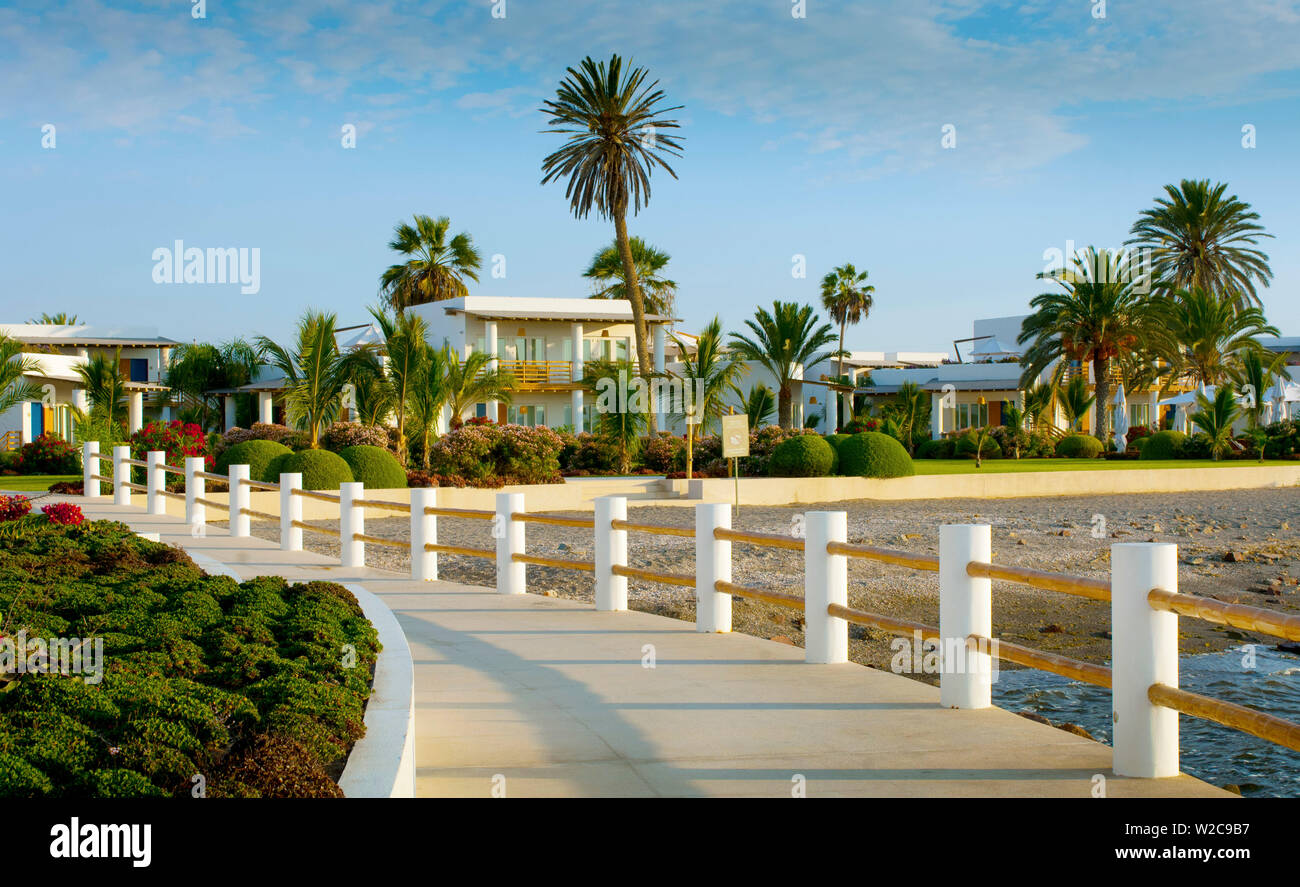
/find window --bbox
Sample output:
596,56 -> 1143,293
956,402 -> 989,429
507,405 -> 547,427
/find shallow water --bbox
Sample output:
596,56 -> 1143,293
992,645 -> 1300,797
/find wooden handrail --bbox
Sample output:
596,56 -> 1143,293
195,471 -> 227,482
967,562 -> 1111,603
714,580 -> 803,609
826,603 -> 940,639
239,478 -> 280,491
1148,588 -> 1300,642
424,506 -> 494,520
967,634 -> 1112,688
1149,683 -> 1300,753
611,564 -> 695,588
424,542 -> 494,559
291,519 -> 340,537
239,507 -> 278,521
89,474 -> 112,483
159,490 -> 186,500
159,464 -> 185,475
292,489 -> 341,503
194,497 -> 228,511
826,541 -> 940,572
513,553 -> 596,572
353,532 -> 408,549
353,498 -> 411,514
512,512 -> 595,528
610,519 -> 693,538
713,527 -> 804,551
124,482 -> 148,492
123,458 -> 149,468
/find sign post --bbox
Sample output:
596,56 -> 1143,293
721,412 -> 749,519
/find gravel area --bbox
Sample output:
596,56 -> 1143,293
245,488 -> 1300,684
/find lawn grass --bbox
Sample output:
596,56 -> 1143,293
913,459 -> 1291,475
0,474 -> 79,491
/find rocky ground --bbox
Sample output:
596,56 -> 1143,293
246,488 -> 1300,685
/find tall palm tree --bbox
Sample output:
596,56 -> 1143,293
74,349 -> 126,426
255,311 -> 355,447
820,264 -> 874,380
1022,381 -> 1056,432
1151,288 -> 1279,386
882,380 -> 928,453
1189,386 -> 1241,460
584,237 -> 677,317
28,312 -> 79,324
347,350 -> 399,427
540,53 -> 683,432
408,345 -> 450,471
1019,247 -> 1161,442
733,382 -> 776,430
0,334 -> 43,417
1228,348 -> 1289,429
165,338 -> 261,430
581,357 -> 647,474
441,348 -> 515,429
729,301 -> 837,430
1127,179 -> 1273,308
379,215 -> 483,310
366,306 -> 429,461
671,317 -> 745,437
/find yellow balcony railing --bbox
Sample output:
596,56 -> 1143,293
469,359 -> 575,387
1,430 -> 20,451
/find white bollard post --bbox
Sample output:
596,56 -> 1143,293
939,524 -> 993,709
496,493 -> 525,595
146,451 -> 166,515
804,511 -> 848,663
1112,542 -> 1180,778
410,488 -> 437,581
695,502 -> 732,633
595,496 -> 628,611
280,473 -> 302,552
184,456 -> 205,531
113,445 -> 131,506
229,464 -> 250,537
83,441 -> 100,499
340,482 -> 365,569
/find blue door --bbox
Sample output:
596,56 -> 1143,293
30,402 -> 44,439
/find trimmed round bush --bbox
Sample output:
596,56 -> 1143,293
338,445 -> 407,489
1140,430 -> 1187,460
954,431 -> 1001,459
263,452 -> 293,484
280,449 -> 354,491
215,440 -> 292,482
916,438 -> 955,459
769,435 -> 834,477
1055,434 -> 1104,459
823,434 -> 850,473
1130,436 -> 1149,454
837,432 -> 915,478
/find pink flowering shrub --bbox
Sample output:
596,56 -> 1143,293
214,423 -> 311,456
0,494 -> 32,522
41,502 -> 85,525
428,424 -> 563,486
320,422 -> 393,454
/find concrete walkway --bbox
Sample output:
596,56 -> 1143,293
77,498 -> 1229,798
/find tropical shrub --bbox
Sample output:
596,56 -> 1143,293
640,433 -> 684,474
214,440 -> 292,482
428,424 -> 564,486
319,422 -> 393,455
1055,434 -> 1104,459
1130,436 -> 1150,454
1179,434 -> 1214,460
840,417 -> 879,435
769,435 -> 834,477
916,438 -> 955,459
741,426 -> 817,477
823,433 -> 850,473
0,495 -> 32,522
1140,430 -> 1187,460
1262,420 -> 1299,457
989,426 -> 1030,459
954,431 -> 1001,460
338,445 -> 407,489
40,502 -> 84,525
496,426 -> 565,485
17,434 -> 79,475
837,432 -> 915,478
128,421 -> 212,485
280,449 -> 354,491
1124,425 -> 1153,443
214,423 -> 310,457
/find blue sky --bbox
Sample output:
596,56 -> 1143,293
2,0 -> 1298,353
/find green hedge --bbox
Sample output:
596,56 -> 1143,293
823,434 -> 850,474
955,431 -> 1001,459
769,435 -> 834,477
837,432 -> 915,478
280,449 -> 354,491
1055,434 -> 1104,459
338,445 -> 407,489
1140,430 -> 1187,460
916,438 -> 955,459
215,440 -> 293,482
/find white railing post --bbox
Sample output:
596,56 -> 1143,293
82,441 -> 99,499
410,488 -> 437,581
594,496 -> 628,611
804,511 -> 848,664
1112,542 -> 1179,778
184,456 -> 205,531
112,445 -> 131,506
340,482 -> 365,568
229,464 -> 250,537
280,472 -> 302,552
496,492 -> 525,595
695,502 -> 731,633
146,450 -> 166,515
939,524 -> 993,709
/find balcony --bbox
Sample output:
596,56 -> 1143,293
471,359 -> 577,389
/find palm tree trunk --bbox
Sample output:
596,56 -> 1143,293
778,383 -> 793,430
613,210 -> 656,433
836,320 -> 846,380
1093,357 -> 1111,442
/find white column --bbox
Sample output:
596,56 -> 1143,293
112,445 -> 131,507
127,391 -> 143,434
595,496 -> 628,611
842,389 -> 853,426
281,472 -> 302,552
161,405 -> 172,422
1148,389 -> 1160,430
71,387 -> 88,414
930,392 -> 944,439
653,324 -> 666,429
229,463 -> 250,537
224,396 -> 237,431
695,502 -> 731,633
184,455 -> 205,530
258,391 -> 273,424
1112,542 -> 1179,778
340,482 -> 364,569
825,387 -> 839,435
82,441 -> 100,499
571,322 -> 584,433
804,511 -> 848,663
496,492 -> 525,595
939,524 -> 993,709
410,488 -> 437,581
485,321 -> 499,422
146,450 -> 166,516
